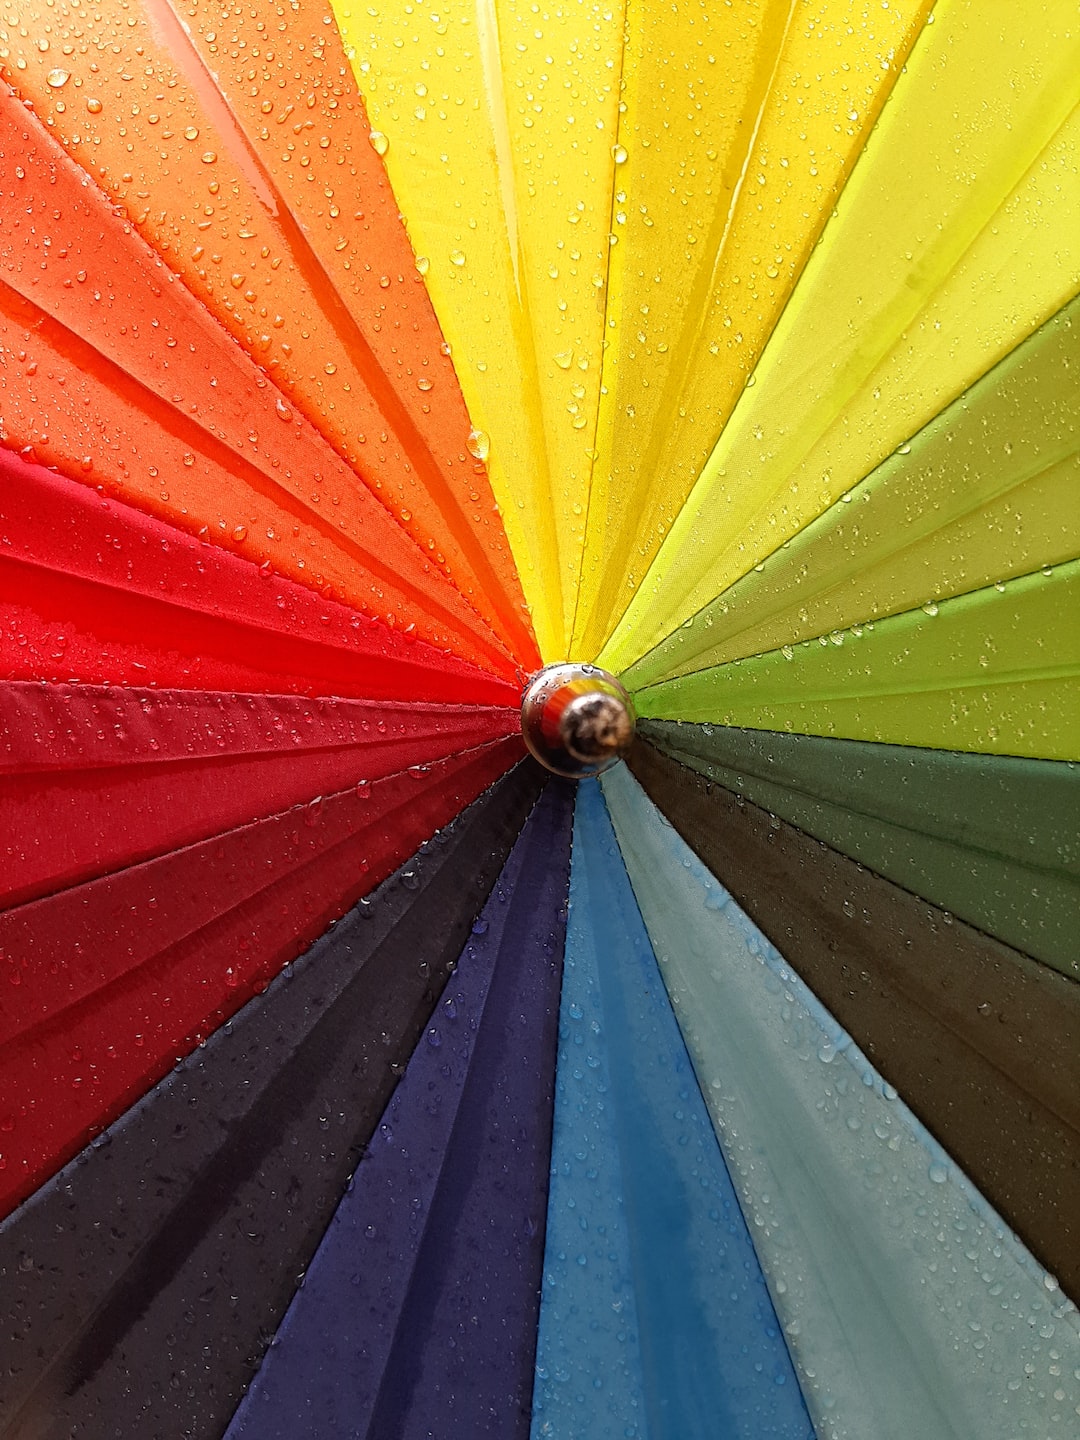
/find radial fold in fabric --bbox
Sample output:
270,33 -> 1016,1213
0,9 -> 538,672
0,451 -> 519,705
332,0 -> 627,659
601,762 -> 1080,1440
600,1 -> 1080,671
641,722 -> 1080,978
531,780 -> 810,1440
572,0 -> 934,658
634,560 -> 1080,762
0,761 -> 546,1440
226,778 -> 574,1440
0,737 -> 522,1214
628,741 -> 1080,1301
623,289 -> 1080,690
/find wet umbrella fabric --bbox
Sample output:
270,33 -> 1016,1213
1,1 -> 1078,1438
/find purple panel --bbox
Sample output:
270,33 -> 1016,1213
226,778 -> 575,1440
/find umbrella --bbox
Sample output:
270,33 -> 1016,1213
1,0 -> 1077,1434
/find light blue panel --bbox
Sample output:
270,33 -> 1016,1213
531,780 -> 813,1440
601,763 -> 1080,1440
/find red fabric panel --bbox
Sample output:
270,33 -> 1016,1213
0,451 -> 522,703
0,683 -> 517,908
0,85 -> 536,670
0,737 -> 523,1214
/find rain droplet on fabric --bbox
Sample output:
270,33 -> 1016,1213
466,429 -> 490,461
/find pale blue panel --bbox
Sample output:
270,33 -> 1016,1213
531,780 -> 813,1440
600,763 -> 1080,1440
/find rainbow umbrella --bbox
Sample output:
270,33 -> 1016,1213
1,0 -> 1078,1435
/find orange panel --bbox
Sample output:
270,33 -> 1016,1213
0,0 -> 537,667
0,92 -> 517,678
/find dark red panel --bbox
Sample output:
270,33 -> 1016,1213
0,737 -> 522,1214
0,449 -> 523,700
0,683 -> 517,907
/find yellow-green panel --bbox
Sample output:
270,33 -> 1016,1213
333,0 -> 626,659
624,292 -> 1080,689
572,0 -> 932,659
601,0 -> 1080,674
634,562 -> 1080,762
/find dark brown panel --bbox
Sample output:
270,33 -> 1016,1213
629,741 -> 1080,1301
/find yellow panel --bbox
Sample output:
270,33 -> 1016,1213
572,0 -> 933,658
600,0 -> 1080,674
333,0 -> 626,660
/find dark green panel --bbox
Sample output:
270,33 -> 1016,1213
641,720 -> 1079,978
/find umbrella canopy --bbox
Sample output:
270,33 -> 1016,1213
1,1 -> 1078,1437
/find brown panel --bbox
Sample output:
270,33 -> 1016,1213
629,741 -> 1080,1301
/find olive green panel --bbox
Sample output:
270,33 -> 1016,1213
633,560 -> 1080,761
624,290 -> 1080,689
641,720 -> 1079,978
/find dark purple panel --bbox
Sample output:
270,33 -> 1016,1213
226,777 -> 575,1440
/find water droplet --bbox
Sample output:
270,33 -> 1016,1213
415,255 -> 430,275
921,601 -> 939,617
612,143 -> 628,164
275,398 -> 292,422
554,351 -> 574,370
184,126 -> 199,141
471,917 -> 489,936
201,152 -> 218,165
417,376 -> 433,391
232,524 -> 247,542
449,249 -> 466,266
46,69 -> 70,89
368,130 -> 389,156
466,429 -> 490,461
86,98 -> 102,114
928,1160 -> 948,1185
378,274 -> 391,289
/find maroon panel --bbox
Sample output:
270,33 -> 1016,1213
0,736 -> 522,1214
629,741 -> 1080,1302
0,683 -> 516,906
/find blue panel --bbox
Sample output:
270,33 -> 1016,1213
531,779 -> 813,1440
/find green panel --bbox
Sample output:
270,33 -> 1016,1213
641,721 -> 1080,978
624,290 -> 1080,689
633,560 -> 1080,760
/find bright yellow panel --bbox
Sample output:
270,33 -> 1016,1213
333,0 -> 625,659
573,0 -> 933,658
600,0 -> 1080,674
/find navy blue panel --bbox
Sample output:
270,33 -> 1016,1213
225,777 -> 575,1440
